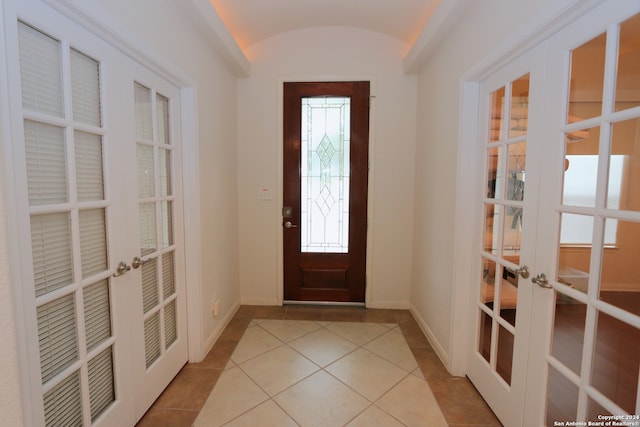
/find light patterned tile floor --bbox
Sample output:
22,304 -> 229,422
194,319 -> 447,427
137,306 -> 502,427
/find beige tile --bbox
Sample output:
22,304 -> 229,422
192,339 -> 238,370
289,328 -> 357,367
239,345 -> 319,396
345,405 -> 405,427
258,319 -> 322,342
153,366 -> 221,410
412,347 -> 452,380
223,400 -> 298,427
230,325 -> 283,364
284,306 -> 325,320
251,305 -> 286,319
326,348 -> 408,401
412,367 -> 426,380
365,330 -> 419,372
376,375 -> 448,426
193,367 -> 269,427
326,321 -> 390,346
274,371 -> 370,427
323,307 -> 365,322
427,377 -> 501,425
136,408 -> 198,427
363,309 -> 400,324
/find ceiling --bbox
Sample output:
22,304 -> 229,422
208,0 -> 441,51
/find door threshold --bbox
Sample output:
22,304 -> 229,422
283,300 -> 365,307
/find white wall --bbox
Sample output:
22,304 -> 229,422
0,0 -> 241,422
237,27 -> 417,307
410,0 -> 574,365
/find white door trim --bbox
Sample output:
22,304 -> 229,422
449,0 -> 606,377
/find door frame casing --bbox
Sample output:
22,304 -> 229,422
276,75 -> 377,307
0,0 -> 205,423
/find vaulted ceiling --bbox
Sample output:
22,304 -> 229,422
208,0 -> 441,51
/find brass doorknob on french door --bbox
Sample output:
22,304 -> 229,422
131,256 -> 150,269
112,261 -> 131,277
283,221 -> 297,229
532,273 -> 552,288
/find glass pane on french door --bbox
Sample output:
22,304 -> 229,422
134,82 -> 178,369
545,8 -> 640,424
18,21 -> 116,425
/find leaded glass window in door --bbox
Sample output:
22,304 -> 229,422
301,97 -> 350,253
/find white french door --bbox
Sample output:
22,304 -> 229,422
469,1 -> 640,426
2,0 -> 187,425
467,45 -> 546,427
526,2 -> 640,424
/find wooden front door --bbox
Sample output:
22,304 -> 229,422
283,81 -> 370,303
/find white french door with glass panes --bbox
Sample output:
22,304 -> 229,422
525,2 -> 640,424
468,1 -> 640,426
467,44 -> 545,427
2,0 -> 187,425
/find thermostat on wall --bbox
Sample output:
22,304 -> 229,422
257,187 -> 273,200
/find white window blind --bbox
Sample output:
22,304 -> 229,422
136,143 -> 155,198
156,94 -> 169,145
25,120 -> 68,206
43,371 -> 82,427
158,148 -> 171,196
31,213 -> 73,297
87,347 -> 115,421
18,22 -> 64,117
162,252 -> 175,298
134,83 -> 153,140
164,300 -> 177,349
139,203 -> 157,256
70,49 -> 101,126
144,312 -> 161,368
37,294 -> 78,383
141,258 -> 159,314
160,201 -> 173,248
74,131 -> 104,202
83,280 -> 111,351
79,209 -> 108,278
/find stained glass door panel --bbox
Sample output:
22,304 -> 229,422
301,97 -> 350,253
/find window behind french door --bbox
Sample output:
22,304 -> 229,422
4,1 -> 187,424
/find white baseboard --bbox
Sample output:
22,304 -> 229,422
198,299 -> 241,363
240,297 -> 280,306
366,300 -> 411,309
409,303 -> 452,375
